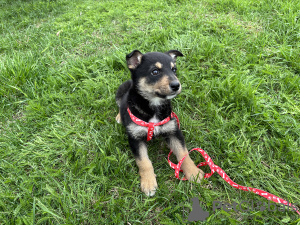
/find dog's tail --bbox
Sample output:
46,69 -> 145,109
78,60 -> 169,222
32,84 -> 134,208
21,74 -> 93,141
115,80 -> 132,106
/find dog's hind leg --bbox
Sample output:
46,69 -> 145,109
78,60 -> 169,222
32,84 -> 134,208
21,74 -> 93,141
115,110 -> 121,124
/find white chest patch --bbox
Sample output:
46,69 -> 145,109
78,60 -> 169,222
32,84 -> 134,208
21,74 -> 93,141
149,115 -> 160,123
149,97 -> 164,107
149,115 -> 161,135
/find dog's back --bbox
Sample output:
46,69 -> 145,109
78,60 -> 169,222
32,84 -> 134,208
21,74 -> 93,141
115,80 -> 132,107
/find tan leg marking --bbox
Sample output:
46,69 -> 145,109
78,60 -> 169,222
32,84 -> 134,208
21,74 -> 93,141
128,65 -> 135,69
116,111 -> 121,124
169,137 -> 204,182
135,142 -> 157,196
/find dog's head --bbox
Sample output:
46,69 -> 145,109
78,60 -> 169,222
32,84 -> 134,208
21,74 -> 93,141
126,50 -> 183,106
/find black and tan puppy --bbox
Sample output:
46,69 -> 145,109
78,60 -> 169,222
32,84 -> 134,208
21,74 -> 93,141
116,50 -> 204,196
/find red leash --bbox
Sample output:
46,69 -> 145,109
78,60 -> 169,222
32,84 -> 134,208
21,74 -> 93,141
127,107 -> 300,215
168,148 -> 300,215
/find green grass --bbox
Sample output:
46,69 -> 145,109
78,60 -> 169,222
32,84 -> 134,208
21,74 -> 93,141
1,0 -> 300,224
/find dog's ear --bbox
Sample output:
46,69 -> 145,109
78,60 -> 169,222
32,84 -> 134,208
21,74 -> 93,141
165,50 -> 184,61
126,50 -> 143,70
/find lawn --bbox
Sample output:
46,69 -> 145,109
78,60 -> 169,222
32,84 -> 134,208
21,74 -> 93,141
0,0 -> 300,224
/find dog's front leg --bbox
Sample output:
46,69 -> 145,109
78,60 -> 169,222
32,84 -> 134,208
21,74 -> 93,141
128,138 -> 157,196
166,130 -> 204,182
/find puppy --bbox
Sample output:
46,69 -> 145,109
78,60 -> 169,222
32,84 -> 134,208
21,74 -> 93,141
116,50 -> 204,196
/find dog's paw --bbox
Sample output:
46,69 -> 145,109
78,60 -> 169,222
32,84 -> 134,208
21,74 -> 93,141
115,113 -> 121,124
184,167 -> 204,183
140,174 -> 158,197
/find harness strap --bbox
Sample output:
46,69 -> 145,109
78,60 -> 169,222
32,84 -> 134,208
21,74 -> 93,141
127,107 -> 180,141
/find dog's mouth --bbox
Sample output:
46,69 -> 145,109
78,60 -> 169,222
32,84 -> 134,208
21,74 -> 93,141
155,89 -> 181,99
166,93 -> 178,99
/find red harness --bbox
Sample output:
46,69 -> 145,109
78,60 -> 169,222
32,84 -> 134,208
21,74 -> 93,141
127,107 -> 180,141
127,108 -> 300,215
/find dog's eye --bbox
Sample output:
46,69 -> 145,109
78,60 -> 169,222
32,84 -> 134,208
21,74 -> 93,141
172,67 -> 177,73
151,69 -> 159,76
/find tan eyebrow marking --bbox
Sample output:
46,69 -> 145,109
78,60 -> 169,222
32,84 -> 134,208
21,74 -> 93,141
155,62 -> 163,69
171,62 -> 175,68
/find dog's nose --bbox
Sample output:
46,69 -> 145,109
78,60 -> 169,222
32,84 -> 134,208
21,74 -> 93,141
170,81 -> 180,91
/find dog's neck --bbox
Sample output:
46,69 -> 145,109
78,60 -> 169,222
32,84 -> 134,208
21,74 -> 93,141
127,87 -> 172,122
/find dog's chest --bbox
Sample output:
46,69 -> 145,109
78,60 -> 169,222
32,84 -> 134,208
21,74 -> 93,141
149,115 -> 160,133
127,114 -> 177,139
